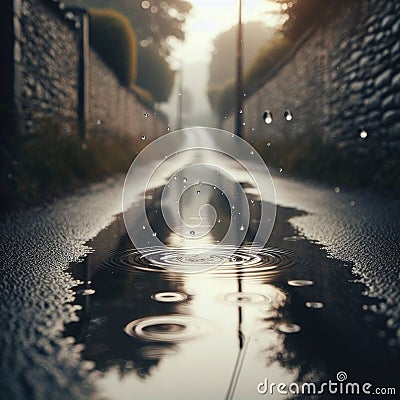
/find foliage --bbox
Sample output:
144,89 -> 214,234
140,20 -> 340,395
275,0 -> 339,40
66,0 -> 192,57
208,21 -> 274,86
131,84 -> 154,108
136,46 -> 175,103
254,134 -> 400,193
0,120 -> 144,209
89,8 -> 138,87
244,34 -> 291,89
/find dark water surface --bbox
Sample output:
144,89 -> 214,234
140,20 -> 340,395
65,195 -> 399,399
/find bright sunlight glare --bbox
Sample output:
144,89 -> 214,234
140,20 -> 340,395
171,0 -> 282,65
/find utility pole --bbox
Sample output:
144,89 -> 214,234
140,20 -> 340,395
177,66 -> 183,130
235,0 -> 243,138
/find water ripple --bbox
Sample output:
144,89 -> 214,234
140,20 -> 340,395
124,315 -> 212,342
98,245 -> 307,281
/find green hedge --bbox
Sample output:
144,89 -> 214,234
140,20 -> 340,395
89,8 -> 138,87
136,46 -> 175,103
208,35 -> 291,119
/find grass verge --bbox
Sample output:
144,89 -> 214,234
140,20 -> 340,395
0,125 -> 144,210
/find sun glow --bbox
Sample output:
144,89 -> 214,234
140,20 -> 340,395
172,0 -> 282,64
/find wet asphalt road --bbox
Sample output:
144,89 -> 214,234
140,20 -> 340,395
0,172 -> 399,400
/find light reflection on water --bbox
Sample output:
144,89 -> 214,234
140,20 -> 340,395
66,194 -> 398,399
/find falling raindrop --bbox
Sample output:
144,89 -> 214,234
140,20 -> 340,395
263,110 -> 273,124
277,322 -> 301,334
141,134 -> 146,140
359,128 -> 368,139
288,280 -> 314,287
305,301 -> 324,309
284,110 -> 293,121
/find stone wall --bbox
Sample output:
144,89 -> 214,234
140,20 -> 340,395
223,0 -> 400,150
1,0 -> 167,139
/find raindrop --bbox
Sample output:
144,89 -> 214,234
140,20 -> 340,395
217,219 -> 221,223
359,127 -> 368,139
305,301 -> 324,309
190,231 -> 195,235
80,288 -> 96,296
196,190 -> 201,195
183,177 -> 188,183
250,199 -> 255,204
222,292 -> 269,305
141,134 -> 146,140
173,175 -> 177,180
349,200 -> 355,206
267,142 -> 271,146
250,150 -> 254,155
144,113 -> 148,118
277,322 -> 301,334
279,168 -> 283,172
142,225 -> 146,230
124,315 -> 211,342
334,186 -> 340,193
96,119 -> 102,125
151,292 -> 187,303
284,110 -> 293,121
152,232 -> 157,237
213,186 -> 216,190
239,109 -> 243,114
231,205 -> 235,210
288,279 -> 314,287
239,224 -> 245,231
263,110 -> 273,124
141,0 -> 150,9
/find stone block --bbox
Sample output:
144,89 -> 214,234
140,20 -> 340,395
374,69 -> 392,88
382,109 -> 400,126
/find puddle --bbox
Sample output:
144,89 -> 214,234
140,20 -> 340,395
65,198 -> 399,399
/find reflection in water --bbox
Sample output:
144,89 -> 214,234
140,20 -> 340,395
65,186 -> 399,399
124,315 -> 213,342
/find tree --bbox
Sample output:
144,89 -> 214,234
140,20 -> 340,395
65,0 -> 192,57
136,46 -> 175,103
208,21 -> 275,87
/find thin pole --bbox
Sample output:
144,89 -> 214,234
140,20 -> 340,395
235,0 -> 243,138
177,66 -> 183,130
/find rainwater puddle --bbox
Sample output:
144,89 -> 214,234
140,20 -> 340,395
65,200 -> 398,399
